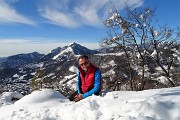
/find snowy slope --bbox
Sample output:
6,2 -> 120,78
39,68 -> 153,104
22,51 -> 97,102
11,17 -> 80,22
0,87 -> 180,120
53,42 -> 98,60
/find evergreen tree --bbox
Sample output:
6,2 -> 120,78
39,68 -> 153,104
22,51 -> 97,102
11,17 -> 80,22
30,68 -> 45,91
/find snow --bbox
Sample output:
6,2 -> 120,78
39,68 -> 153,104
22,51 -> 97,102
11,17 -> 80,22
60,74 -> 77,90
0,92 -> 23,107
0,87 -> 180,120
102,69 -> 115,77
13,74 -> 19,78
143,23 -> 147,27
112,35 -> 120,41
101,60 -> 116,68
140,14 -> 145,19
35,63 -> 44,68
69,66 -> 78,73
108,13 -> 119,21
64,74 -> 76,79
14,89 -> 67,106
151,50 -> 157,58
156,76 -> 168,84
154,30 -> 160,36
30,72 -> 36,75
97,52 -> 124,56
135,23 -> 139,27
46,73 -> 55,77
68,42 -> 77,47
53,47 -> 73,59
19,74 -> 27,80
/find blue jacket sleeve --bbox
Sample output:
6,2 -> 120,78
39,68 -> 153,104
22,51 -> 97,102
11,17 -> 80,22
82,69 -> 101,98
77,72 -> 81,94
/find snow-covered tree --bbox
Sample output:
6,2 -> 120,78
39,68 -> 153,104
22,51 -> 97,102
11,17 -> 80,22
101,4 -> 180,90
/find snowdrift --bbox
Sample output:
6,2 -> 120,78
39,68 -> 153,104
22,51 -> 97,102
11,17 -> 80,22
0,91 -> 23,107
0,87 -> 180,120
14,89 -> 68,106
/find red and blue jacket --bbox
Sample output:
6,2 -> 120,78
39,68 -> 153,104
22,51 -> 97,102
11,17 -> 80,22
77,64 -> 101,98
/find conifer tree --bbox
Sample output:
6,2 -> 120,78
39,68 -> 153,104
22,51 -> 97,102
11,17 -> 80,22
30,68 -> 45,91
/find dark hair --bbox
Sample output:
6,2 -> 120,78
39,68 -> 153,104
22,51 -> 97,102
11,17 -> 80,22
78,55 -> 88,61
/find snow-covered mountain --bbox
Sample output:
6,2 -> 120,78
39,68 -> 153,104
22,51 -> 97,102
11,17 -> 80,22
0,42 -> 179,97
0,52 -> 44,68
53,42 -> 98,60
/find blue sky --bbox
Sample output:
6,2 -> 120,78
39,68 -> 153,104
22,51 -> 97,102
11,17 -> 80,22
0,0 -> 180,57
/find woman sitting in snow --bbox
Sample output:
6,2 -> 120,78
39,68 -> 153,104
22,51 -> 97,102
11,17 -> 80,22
69,55 -> 101,102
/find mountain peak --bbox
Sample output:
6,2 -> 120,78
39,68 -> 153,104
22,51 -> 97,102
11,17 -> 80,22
53,43 -> 98,60
68,42 -> 78,46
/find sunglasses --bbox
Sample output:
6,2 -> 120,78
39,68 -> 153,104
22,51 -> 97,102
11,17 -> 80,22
79,61 -> 89,66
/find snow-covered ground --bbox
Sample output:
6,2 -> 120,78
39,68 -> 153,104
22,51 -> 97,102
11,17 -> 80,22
0,87 -> 180,120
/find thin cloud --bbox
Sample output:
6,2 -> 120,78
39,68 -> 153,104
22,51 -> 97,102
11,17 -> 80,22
40,7 -> 79,28
0,38 -> 61,44
38,0 -> 144,28
0,38 -> 100,57
0,0 -> 35,25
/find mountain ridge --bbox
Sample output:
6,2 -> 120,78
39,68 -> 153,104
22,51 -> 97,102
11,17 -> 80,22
0,42 -> 179,96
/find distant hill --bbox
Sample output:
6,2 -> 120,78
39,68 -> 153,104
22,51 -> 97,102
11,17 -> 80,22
0,52 -> 44,69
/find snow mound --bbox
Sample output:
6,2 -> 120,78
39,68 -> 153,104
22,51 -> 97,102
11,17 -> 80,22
14,89 -> 68,106
0,92 -> 23,106
0,87 -> 180,120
